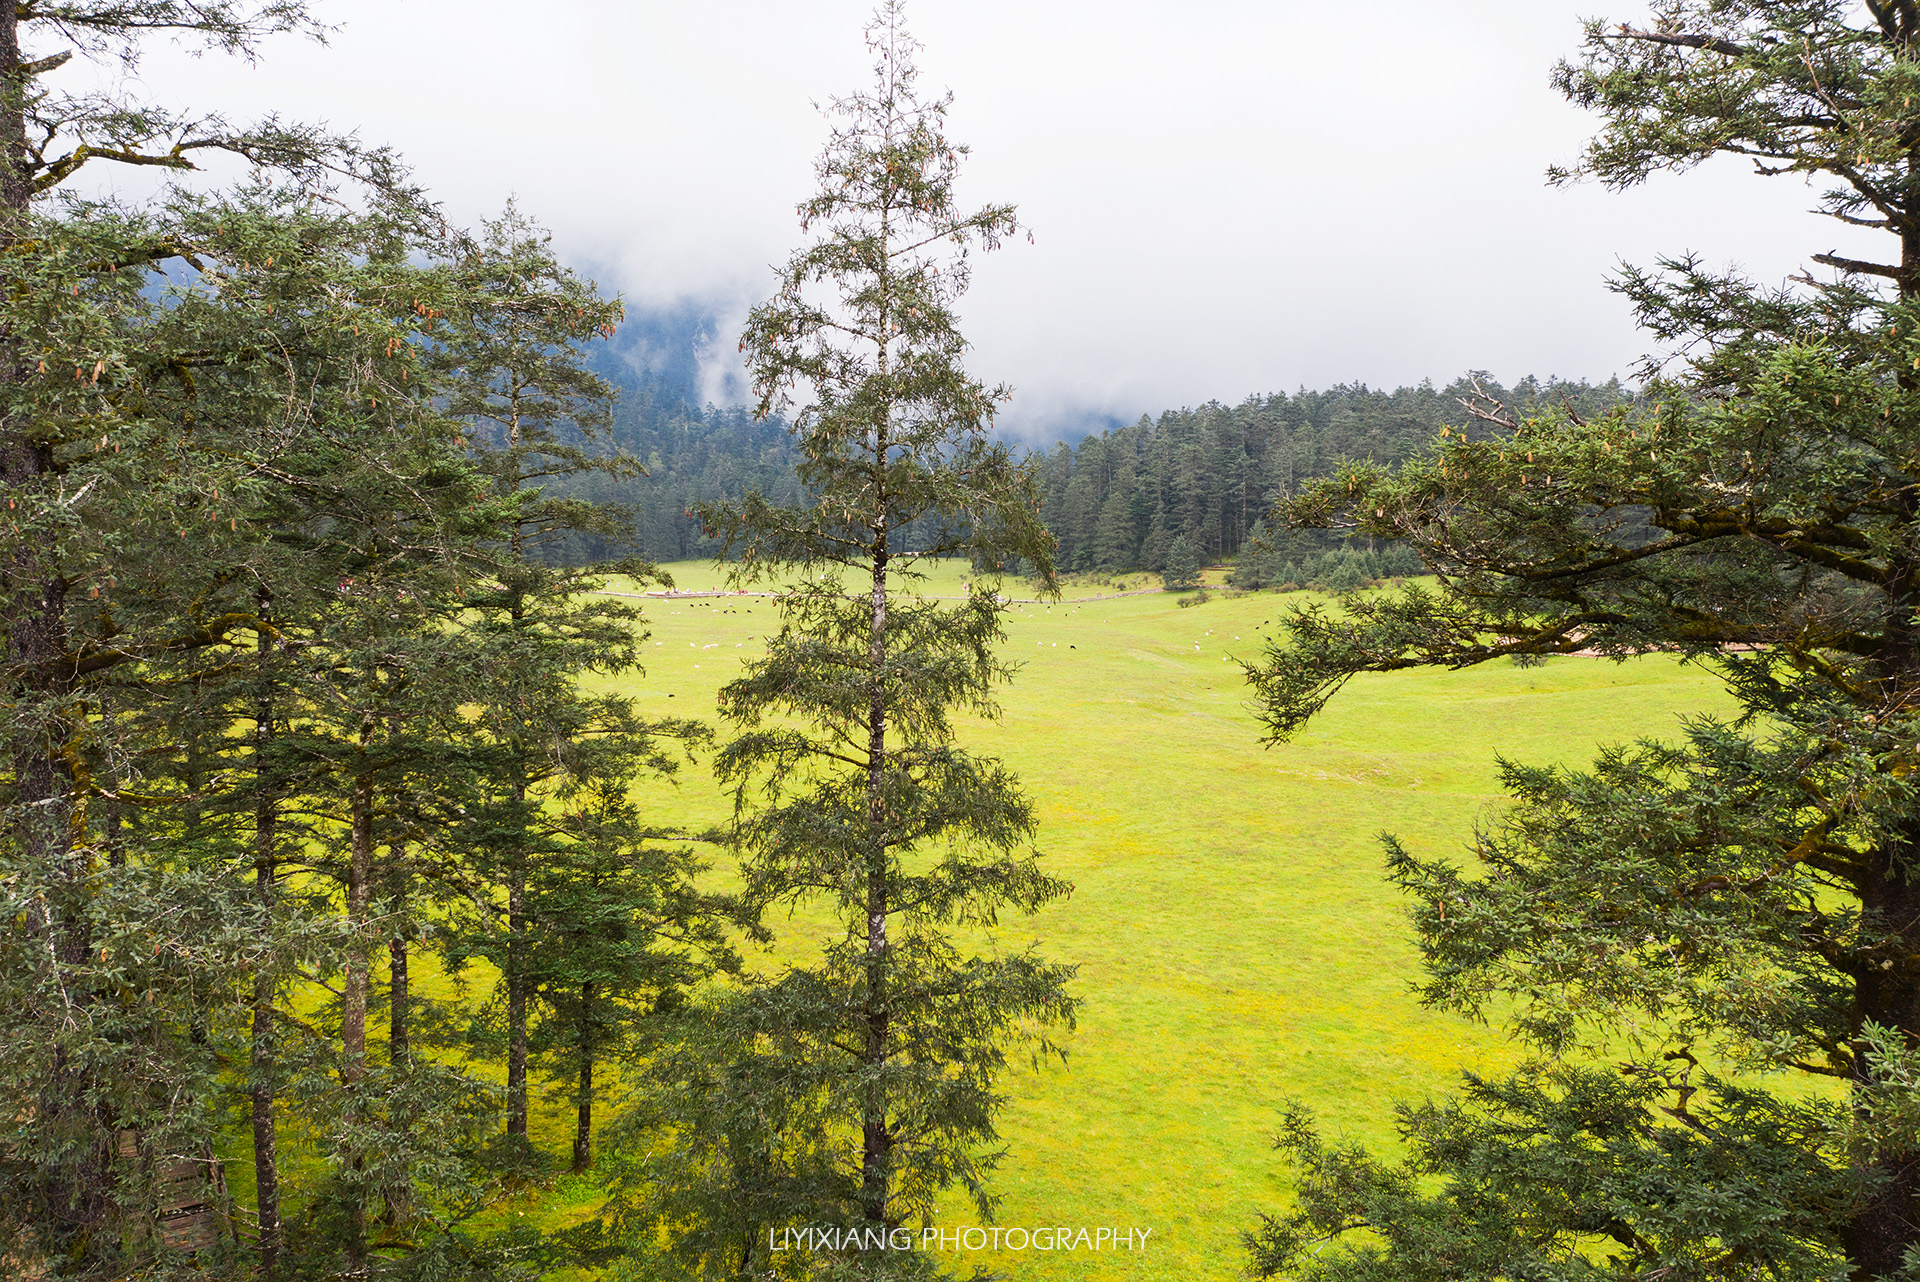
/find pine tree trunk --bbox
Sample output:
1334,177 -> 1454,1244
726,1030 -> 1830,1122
0,0 -> 99,1229
505,577 -> 529,1140
1845,859 -> 1920,1279
383,858 -> 410,1227
389,935 -> 408,1065
0,2 -> 24,217
251,612 -> 281,1277
1847,546 -> 1920,1277
0,0 -> 63,899
17,445 -> 94,1256
101,688 -> 124,866
250,961 -> 279,1272
0,5 -> 110,1258
389,836 -> 410,1067
860,386 -> 892,1226
571,981 -> 594,1174
341,756 -> 374,1274
506,776 -> 528,1139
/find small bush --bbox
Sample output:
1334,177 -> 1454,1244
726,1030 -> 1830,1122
1177,591 -> 1211,609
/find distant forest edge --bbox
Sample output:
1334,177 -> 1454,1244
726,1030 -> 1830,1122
545,365 -> 1633,580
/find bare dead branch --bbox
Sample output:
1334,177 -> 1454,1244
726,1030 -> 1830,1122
1813,251 -> 1903,279
1604,25 -> 1750,59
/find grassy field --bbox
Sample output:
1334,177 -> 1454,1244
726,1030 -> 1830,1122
569,559 -> 1734,1279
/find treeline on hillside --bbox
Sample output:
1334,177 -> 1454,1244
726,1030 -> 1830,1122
540,379 -> 804,565
1035,374 -> 1633,576
550,373 -> 1634,573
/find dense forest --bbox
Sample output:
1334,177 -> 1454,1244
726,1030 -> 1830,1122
1030,376 -> 1630,577
22,0 -> 1920,1277
542,377 -> 803,566
551,370 -> 1634,579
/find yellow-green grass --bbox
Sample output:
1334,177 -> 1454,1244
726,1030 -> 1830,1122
560,559 -> 1736,1280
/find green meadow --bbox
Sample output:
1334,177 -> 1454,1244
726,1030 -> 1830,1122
577,559 -> 1734,1279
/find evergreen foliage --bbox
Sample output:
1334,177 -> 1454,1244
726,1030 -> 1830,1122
0,3 -> 1825,1279
519,781 -> 727,1176
1161,534 -> 1201,590
430,201 -> 702,1161
0,8 -> 427,1266
1244,5 -> 1920,1278
540,390 -> 805,567
1034,377 -> 1629,576
0,181 -> 528,1278
620,8 -> 1076,1276
0,13 -> 720,1276
1227,518 -> 1423,592
545,370 -> 1632,573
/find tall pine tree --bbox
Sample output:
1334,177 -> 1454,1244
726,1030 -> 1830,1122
629,6 -> 1075,1276
1246,5 -> 1920,1278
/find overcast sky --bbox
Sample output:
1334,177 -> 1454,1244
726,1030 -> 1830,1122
98,0 -> 1867,439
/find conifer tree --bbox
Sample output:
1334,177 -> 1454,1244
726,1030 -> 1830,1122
1092,489 -> 1137,572
0,6 -> 426,1270
1245,5 -> 1920,1278
0,181 -> 494,1276
634,5 -> 1075,1274
0,4 -> 701,1276
523,780 -> 729,1174
430,203 -> 719,1168
1162,534 -> 1201,590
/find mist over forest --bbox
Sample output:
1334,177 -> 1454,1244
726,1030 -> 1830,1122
561,307 -> 1631,574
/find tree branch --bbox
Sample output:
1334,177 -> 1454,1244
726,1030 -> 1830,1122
21,50 -> 71,76
1604,25 -> 1750,59
1813,251 -> 1903,280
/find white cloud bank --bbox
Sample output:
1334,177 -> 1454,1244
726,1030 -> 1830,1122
83,0 -> 1870,437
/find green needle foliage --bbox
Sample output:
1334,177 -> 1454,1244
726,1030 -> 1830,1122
621,6 -> 1075,1277
0,6 -> 712,1280
521,780 -> 732,1176
1161,535 -> 1201,591
0,5 -> 441,1273
1244,6 -> 1920,1280
433,201 -> 681,1157
437,201 -> 640,570
0,183 -> 518,1277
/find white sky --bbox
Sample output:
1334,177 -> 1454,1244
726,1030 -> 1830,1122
85,0 -> 1870,437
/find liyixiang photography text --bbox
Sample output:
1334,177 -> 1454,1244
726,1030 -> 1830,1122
766,1225 -> 1156,1254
